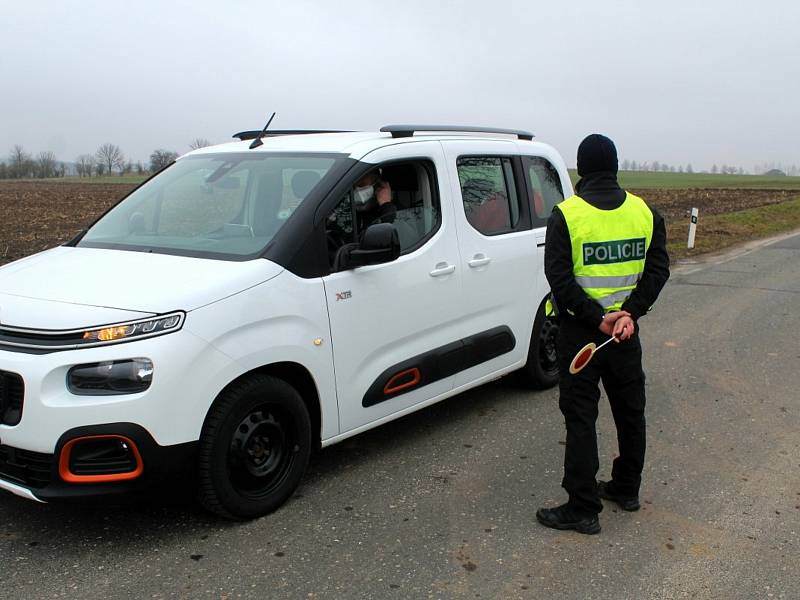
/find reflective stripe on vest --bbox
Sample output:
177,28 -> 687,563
558,192 -> 654,313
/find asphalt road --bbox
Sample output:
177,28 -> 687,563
2,232 -> 799,600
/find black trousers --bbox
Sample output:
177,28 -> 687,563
556,317 -> 647,515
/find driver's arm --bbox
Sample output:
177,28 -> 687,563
374,181 -> 396,223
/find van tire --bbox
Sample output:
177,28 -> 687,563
518,302 -> 560,389
198,374 -> 311,520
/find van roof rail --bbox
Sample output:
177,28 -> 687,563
232,130 -> 352,141
380,124 -> 534,141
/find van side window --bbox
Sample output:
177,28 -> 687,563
457,157 -> 522,236
326,160 -> 441,267
525,157 -> 565,226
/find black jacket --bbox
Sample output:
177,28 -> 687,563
357,200 -> 396,232
544,172 -> 670,328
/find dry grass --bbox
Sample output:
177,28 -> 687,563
667,197 -> 800,259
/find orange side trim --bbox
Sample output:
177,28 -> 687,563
58,435 -> 144,484
383,367 -> 421,395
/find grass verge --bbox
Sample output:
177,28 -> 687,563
668,197 -> 800,259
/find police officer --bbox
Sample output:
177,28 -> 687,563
536,134 -> 670,534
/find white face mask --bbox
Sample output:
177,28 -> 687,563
354,185 -> 374,205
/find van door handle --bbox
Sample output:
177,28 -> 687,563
468,254 -> 492,268
429,262 -> 456,277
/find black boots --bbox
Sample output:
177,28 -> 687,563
537,481 -> 641,534
597,480 -> 641,512
535,504 -> 601,535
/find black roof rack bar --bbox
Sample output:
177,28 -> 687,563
233,130 -> 352,141
380,124 -> 534,141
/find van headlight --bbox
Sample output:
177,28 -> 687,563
79,312 -> 184,346
68,358 -> 154,395
0,312 -> 184,352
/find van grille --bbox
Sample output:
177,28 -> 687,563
0,370 -> 24,426
0,445 -> 52,488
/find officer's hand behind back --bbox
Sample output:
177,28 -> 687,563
599,311 -> 630,340
612,315 -> 635,340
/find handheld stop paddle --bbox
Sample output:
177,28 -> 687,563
568,336 -> 618,375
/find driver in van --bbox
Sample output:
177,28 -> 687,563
353,169 -> 396,231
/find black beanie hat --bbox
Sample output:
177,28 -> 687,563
577,134 -> 618,176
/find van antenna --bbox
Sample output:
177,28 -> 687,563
249,112 -> 277,149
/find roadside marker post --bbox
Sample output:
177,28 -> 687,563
688,207 -> 699,249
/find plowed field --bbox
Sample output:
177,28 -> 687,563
0,181 -> 798,266
630,187 -> 798,220
0,181 -> 133,266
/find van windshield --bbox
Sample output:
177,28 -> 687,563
77,152 -> 342,259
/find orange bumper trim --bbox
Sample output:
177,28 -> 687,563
58,435 -> 144,484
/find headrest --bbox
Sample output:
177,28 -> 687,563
291,170 -> 322,199
381,164 -> 419,191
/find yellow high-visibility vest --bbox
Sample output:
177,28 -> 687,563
548,192 -> 653,315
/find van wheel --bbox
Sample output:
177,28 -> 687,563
198,374 -> 311,520
518,302 -> 559,389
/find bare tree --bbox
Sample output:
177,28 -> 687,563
96,143 -> 125,175
189,138 -> 211,150
75,154 -> 95,177
36,151 -> 57,178
95,162 -> 106,176
9,145 -> 32,178
149,149 -> 178,173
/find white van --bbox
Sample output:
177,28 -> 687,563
0,126 -> 570,518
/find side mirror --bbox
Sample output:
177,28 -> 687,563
341,223 -> 401,269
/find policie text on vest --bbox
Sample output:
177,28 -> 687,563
582,238 -> 647,266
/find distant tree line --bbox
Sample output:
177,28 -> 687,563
5,140 -> 789,179
752,162 -> 799,176
0,138 -> 212,180
621,160 -> 799,176
620,160 -> 749,175
0,145 -> 66,179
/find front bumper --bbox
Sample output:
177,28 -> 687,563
0,422 -> 197,502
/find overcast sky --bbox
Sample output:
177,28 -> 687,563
1,0 -> 797,170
